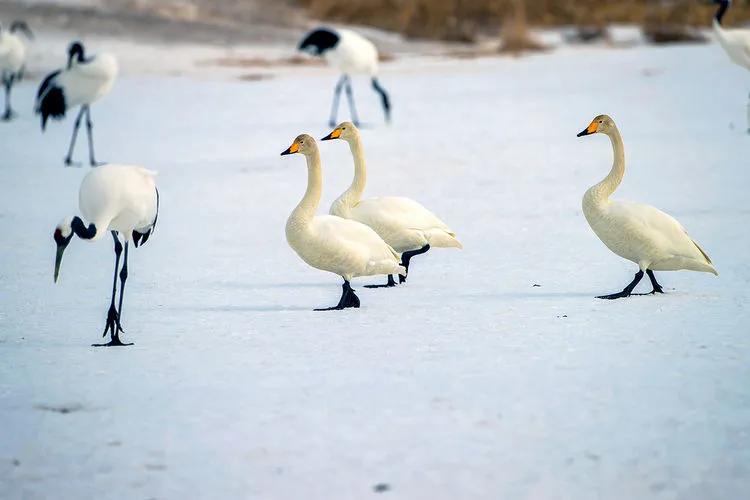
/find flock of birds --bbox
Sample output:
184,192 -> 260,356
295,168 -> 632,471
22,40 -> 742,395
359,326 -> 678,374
0,0 -> 746,346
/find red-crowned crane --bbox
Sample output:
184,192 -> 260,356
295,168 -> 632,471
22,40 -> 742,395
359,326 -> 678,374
298,27 -> 391,127
0,20 -> 33,121
54,164 -> 159,346
36,41 -> 118,166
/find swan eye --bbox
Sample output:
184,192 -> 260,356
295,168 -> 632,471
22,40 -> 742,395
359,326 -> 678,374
598,120 -> 603,124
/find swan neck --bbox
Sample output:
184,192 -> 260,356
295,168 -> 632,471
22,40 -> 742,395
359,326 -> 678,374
590,128 -> 625,203
343,136 -> 367,204
291,151 -> 323,224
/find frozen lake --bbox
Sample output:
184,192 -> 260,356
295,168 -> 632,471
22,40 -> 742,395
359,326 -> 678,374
1,41 -> 749,499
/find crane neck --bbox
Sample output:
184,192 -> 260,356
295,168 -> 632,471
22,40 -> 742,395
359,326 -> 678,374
715,1 -> 729,25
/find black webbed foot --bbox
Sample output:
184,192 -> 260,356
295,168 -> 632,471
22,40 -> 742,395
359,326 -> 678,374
365,275 -> 397,288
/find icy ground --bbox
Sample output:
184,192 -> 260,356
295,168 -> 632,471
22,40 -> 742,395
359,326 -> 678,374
1,42 -> 750,499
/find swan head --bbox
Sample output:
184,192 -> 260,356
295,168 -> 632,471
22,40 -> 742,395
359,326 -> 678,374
321,121 -> 359,142
577,114 -> 616,137
280,134 -> 318,157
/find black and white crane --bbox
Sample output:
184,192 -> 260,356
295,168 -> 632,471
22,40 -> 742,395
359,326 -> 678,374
0,20 -> 33,121
298,27 -> 391,127
710,0 -> 750,132
54,164 -> 159,347
36,41 -> 118,166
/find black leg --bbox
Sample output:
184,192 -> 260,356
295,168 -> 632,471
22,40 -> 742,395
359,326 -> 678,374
329,75 -> 347,127
64,107 -> 86,167
1,77 -> 16,121
315,280 -> 361,311
364,274 -> 397,289
596,270 -> 644,300
85,106 -> 103,166
93,233 -> 132,347
645,270 -> 664,294
344,76 -> 360,127
398,244 -> 430,284
371,77 -> 391,123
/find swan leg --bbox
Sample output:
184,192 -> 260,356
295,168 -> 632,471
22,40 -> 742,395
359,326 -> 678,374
315,280 -> 361,311
645,269 -> 664,294
398,244 -> 430,284
365,274 -> 397,288
1,77 -> 16,121
596,270 -> 644,300
64,107 -> 86,167
329,75 -> 347,127
371,77 -> 391,123
343,76 -> 360,127
84,106 -> 104,167
94,233 -> 132,347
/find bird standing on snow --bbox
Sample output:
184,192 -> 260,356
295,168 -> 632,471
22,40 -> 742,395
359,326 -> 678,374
0,20 -> 33,121
298,27 -> 391,127
54,165 -> 159,346
577,115 -> 717,299
281,134 -> 404,310
322,122 -> 462,288
36,41 -> 118,166
710,0 -> 750,132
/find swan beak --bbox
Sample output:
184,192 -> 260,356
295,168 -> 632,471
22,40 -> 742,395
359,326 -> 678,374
53,229 -> 71,283
321,128 -> 342,141
577,122 -> 598,137
281,142 -> 299,156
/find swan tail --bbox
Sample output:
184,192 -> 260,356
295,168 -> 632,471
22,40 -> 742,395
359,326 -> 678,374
691,239 -> 718,275
425,229 -> 463,249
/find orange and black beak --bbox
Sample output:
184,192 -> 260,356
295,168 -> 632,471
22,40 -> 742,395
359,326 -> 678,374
280,142 -> 300,156
321,128 -> 342,141
577,120 -> 599,137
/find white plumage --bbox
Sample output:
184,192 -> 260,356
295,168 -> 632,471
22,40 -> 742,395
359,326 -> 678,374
54,165 -> 159,346
322,122 -> 461,286
0,21 -> 32,120
578,115 -> 716,299
36,41 -> 118,166
281,134 -> 404,310
298,27 -> 391,127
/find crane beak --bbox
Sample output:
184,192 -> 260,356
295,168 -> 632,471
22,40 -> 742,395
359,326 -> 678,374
577,121 -> 598,137
281,142 -> 299,156
321,128 -> 342,141
53,230 -> 71,283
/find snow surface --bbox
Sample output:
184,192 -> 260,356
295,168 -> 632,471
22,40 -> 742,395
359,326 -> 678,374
1,42 -> 749,499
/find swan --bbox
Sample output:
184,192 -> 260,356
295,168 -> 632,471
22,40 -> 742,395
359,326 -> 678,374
710,0 -> 750,132
577,115 -> 717,299
321,122 -> 461,288
280,134 -> 405,310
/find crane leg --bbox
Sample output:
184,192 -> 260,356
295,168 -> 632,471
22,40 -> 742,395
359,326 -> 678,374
746,92 -> 749,135
371,78 -> 391,123
596,270 -> 644,299
1,77 -> 16,121
85,106 -> 104,166
329,75 -> 347,127
64,107 -> 86,167
94,233 -> 132,347
344,76 -> 360,127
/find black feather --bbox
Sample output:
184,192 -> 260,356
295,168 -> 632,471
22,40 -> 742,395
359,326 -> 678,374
35,70 -> 65,131
132,187 -> 159,248
298,28 -> 340,56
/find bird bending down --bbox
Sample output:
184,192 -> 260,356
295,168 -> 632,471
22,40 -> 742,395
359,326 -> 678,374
0,20 -> 33,121
321,122 -> 461,287
54,165 -> 159,346
35,41 -> 118,166
298,27 -> 391,127
710,0 -> 750,132
577,115 -> 717,299
280,134 -> 404,310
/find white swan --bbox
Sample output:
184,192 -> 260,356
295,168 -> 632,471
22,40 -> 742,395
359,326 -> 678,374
577,115 -> 717,299
710,0 -> 750,132
321,122 -> 461,287
280,134 -> 405,310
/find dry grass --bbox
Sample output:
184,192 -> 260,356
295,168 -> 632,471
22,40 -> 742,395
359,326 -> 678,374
294,0 -> 750,41
499,0 -> 546,54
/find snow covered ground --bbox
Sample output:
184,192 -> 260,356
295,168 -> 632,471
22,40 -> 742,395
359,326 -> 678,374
1,40 -> 749,499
